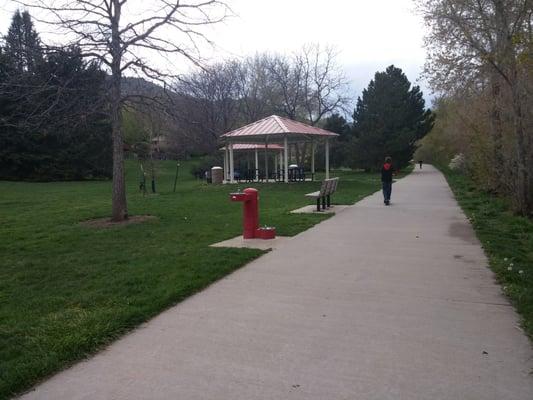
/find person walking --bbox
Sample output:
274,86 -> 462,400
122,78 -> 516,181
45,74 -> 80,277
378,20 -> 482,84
381,156 -> 395,205
418,160 -> 423,169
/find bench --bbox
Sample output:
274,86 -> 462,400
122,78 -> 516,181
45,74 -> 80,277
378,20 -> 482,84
305,177 -> 339,211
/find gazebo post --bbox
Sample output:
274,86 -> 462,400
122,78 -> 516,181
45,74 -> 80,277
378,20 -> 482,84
229,142 -> 235,183
325,138 -> 330,180
223,143 -> 228,182
254,148 -> 259,181
264,140 -> 269,183
274,153 -> 278,180
311,140 -> 316,181
279,150 -> 283,178
284,136 -> 289,183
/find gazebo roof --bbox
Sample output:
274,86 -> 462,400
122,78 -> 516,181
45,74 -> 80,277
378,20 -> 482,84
219,143 -> 284,151
220,115 -> 339,142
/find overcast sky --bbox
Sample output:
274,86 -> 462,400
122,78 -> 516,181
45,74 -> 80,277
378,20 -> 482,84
0,0 -> 431,104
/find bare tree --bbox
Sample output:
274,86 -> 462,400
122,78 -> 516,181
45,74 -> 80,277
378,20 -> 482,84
267,53 -> 304,120
263,45 -> 351,125
266,45 -> 351,165
299,44 -> 351,126
175,60 -> 241,145
17,0 -> 229,221
235,54 -> 277,123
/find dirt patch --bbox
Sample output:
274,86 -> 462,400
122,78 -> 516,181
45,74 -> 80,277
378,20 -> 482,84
448,221 -> 478,245
80,215 -> 158,228
453,254 -> 476,264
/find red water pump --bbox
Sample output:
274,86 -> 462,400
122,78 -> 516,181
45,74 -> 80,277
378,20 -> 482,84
230,188 -> 276,239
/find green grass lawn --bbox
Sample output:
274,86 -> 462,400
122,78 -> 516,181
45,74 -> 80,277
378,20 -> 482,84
442,168 -> 533,340
0,159 -> 389,399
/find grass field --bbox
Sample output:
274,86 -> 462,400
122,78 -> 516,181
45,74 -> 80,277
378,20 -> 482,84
442,168 -> 533,340
0,159 -> 390,399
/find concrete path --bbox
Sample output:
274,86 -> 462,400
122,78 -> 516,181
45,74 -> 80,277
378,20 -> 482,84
19,166 -> 533,400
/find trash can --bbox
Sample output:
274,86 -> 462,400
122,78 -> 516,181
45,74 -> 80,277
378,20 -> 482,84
288,164 -> 299,182
211,166 -> 223,184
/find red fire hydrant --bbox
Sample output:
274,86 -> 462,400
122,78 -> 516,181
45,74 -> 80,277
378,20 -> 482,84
230,188 -> 276,240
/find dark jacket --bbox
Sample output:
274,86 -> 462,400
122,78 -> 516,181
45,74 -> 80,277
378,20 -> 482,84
381,163 -> 394,183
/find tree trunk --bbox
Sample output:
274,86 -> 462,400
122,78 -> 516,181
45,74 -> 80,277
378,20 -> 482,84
296,142 -> 308,167
489,77 -> 505,192
294,143 -> 300,166
489,0 -> 510,193
493,0 -> 531,215
110,0 -> 128,221
110,81 -> 127,220
511,83 -> 531,215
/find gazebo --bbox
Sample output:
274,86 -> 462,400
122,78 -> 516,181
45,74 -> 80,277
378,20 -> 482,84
220,115 -> 339,183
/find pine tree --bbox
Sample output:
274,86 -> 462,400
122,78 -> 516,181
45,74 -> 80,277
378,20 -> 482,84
4,10 -> 42,73
0,11 -> 111,181
323,113 -> 351,139
352,65 -> 434,170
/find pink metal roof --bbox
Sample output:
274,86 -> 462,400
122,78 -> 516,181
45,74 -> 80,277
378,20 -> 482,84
220,115 -> 339,140
219,143 -> 284,151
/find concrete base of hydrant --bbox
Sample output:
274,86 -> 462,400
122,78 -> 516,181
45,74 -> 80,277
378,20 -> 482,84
210,235 -> 291,251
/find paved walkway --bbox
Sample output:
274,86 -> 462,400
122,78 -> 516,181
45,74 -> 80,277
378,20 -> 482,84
20,166 -> 533,400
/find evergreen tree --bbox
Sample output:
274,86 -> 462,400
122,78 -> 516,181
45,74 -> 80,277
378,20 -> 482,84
34,47 -> 112,179
323,113 -> 351,138
4,10 -> 42,73
0,11 -> 111,181
352,65 -> 434,170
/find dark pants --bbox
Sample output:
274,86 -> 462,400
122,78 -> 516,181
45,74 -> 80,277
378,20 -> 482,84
382,181 -> 392,202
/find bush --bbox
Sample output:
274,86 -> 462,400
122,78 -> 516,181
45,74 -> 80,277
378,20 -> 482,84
449,153 -> 466,172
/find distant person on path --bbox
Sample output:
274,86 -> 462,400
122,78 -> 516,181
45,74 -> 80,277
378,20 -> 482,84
418,160 -> 423,169
381,156 -> 395,206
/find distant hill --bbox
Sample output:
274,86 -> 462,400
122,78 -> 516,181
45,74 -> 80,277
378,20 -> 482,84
121,77 -> 177,101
